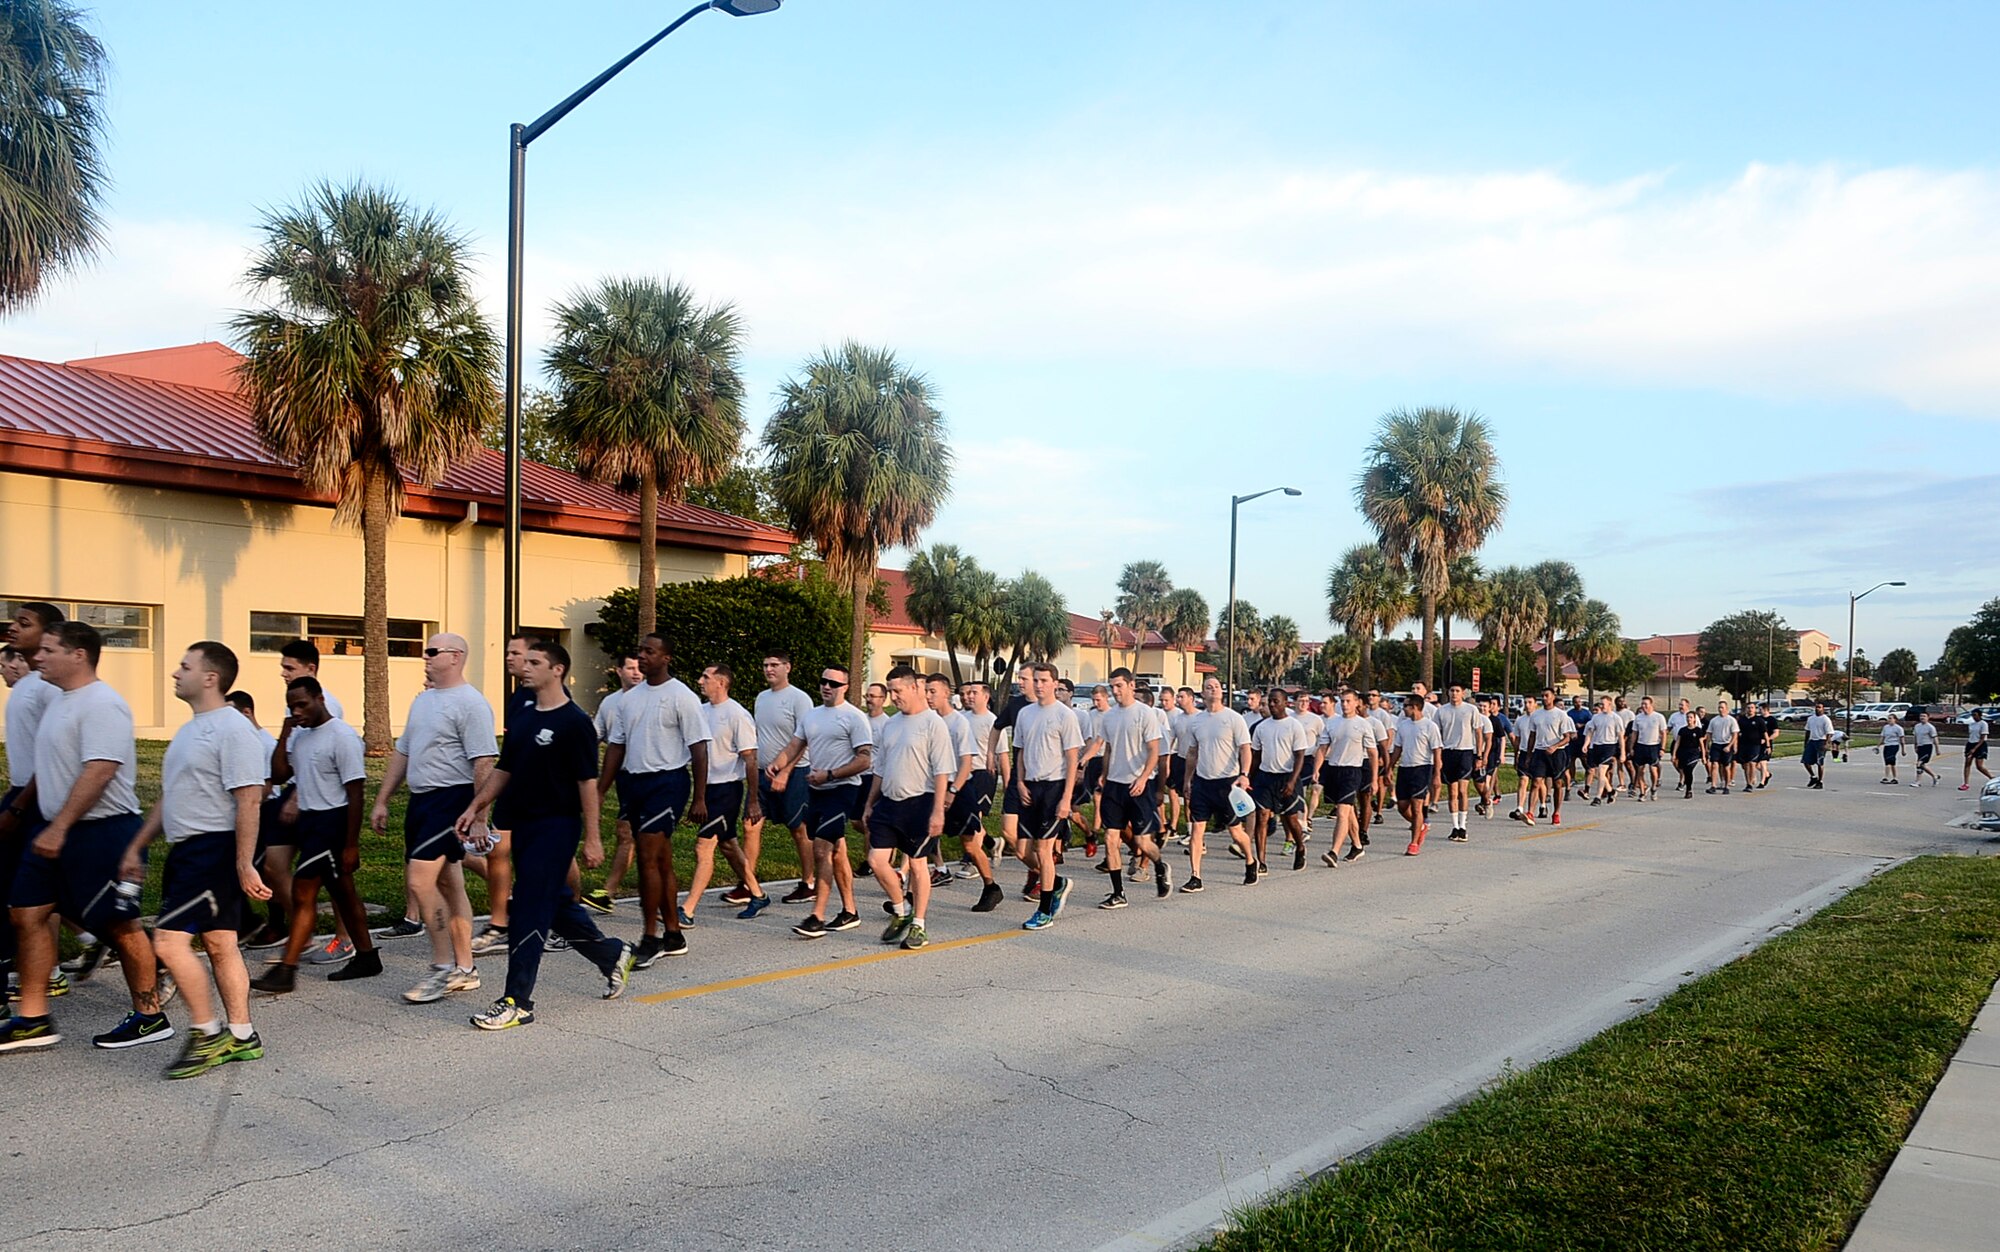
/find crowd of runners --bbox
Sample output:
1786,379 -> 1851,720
1,597 -> 1991,1077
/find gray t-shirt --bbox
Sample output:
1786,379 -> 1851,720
1393,716 -> 1444,767
161,706 -> 271,842
799,702 -> 872,789
611,677 -> 710,774
33,680 -> 139,822
755,684 -> 815,767
1097,701 -> 1164,786
1187,707 -> 1252,780
594,686 -> 629,742
1251,715 -> 1314,775
289,717 -> 365,812
1526,707 -> 1572,752
942,709 -> 977,770
1629,711 -> 1667,746
395,683 -> 499,792
1586,712 -> 1625,746
1317,713 -> 1382,768
1433,702 -> 1480,751
873,707 -> 956,801
702,697 -> 757,784
962,709 -> 997,771
1913,721 -> 1938,747
4,669 -> 56,787
1708,714 -> 1740,746
1014,701 -> 1083,782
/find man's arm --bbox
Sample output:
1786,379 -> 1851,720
740,747 -> 763,821
370,749 -> 410,834
1056,745 -> 1079,817
269,718 -> 298,785
688,741 -> 709,822
456,766 -> 512,834
1132,736 -> 1161,796
0,779 -> 37,839
232,784 -> 270,899
120,800 -> 167,880
820,744 -> 871,786
579,779 -> 604,867
30,760 -> 119,856
595,743 -> 625,809
767,735 -> 806,782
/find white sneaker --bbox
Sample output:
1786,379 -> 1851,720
469,926 -> 509,957
404,965 -> 457,1004
447,966 -> 481,993
953,858 -> 980,879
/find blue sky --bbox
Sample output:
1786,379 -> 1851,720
8,1 -> 1997,666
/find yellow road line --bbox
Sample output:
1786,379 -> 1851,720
1516,820 -> 1604,841
634,927 -> 1026,1004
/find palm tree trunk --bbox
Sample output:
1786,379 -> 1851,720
637,468 -> 659,640
848,577 -> 868,685
1359,633 -> 1374,691
1442,615 -> 1453,688
945,638 -> 965,692
361,468 -> 392,755
1419,590 -> 1438,689
1544,629 -> 1557,690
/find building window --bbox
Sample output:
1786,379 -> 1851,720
2,598 -> 154,651
250,612 -> 431,658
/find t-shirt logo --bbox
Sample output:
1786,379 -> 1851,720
535,728 -> 554,746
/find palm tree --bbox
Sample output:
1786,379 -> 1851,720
1477,565 -> 1546,700
543,276 -> 743,640
1437,555 -> 1489,689
0,1 -> 107,313
1318,634 -> 1362,688
1355,406 -> 1507,689
953,564 -> 1006,683
1260,614 -> 1301,686
1217,598 -> 1262,690
233,182 -> 500,752
764,342 -> 952,680
1562,598 -> 1623,700
1161,587 -> 1210,687
1115,560 -> 1174,641
1530,560 -> 1585,690
1324,543 -> 1412,692
904,543 -> 985,689
997,571 -> 1070,683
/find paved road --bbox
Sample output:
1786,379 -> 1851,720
3,756 -> 1985,1252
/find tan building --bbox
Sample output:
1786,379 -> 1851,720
0,343 -> 790,739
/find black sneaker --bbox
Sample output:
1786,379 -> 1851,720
250,963 -> 297,994
1243,863 -> 1259,886
1447,830 -> 1469,843
791,916 -> 828,939
580,889 -> 616,915
973,882 -> 1005,912
62,940 -> 109,981
93,1010 -> 175,1050
1180,875 -> 1205,893
242,922 -> 289,950
326,948 -> 383,982
720,885 -> 753,905
631,935 -> 665,970
1099,893 -> 1128,910
1156,863 -> 1173,897
380,917 -> 426,939
929,868 -> 953,889
780,882 -> 816,904
1292,845 -> 1306,872
0,1015 -> 60,1052
826,911 -> 860,932
1344,845 -> 1365,862
659,932 -> 689,958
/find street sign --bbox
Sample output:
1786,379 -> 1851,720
1471,666 -> 1481,690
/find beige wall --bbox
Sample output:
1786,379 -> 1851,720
0,471 -> 743,739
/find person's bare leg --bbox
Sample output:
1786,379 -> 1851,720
104,920 -> 160,1011
153,929 -> 212,1025
719,838 -> 761,900
870,846 -> 903,910
684,838 -> 719,918
1187,821 -> 1208,880
791,824 -> 817,892
407,858 -> 451,968
261,845 -> 294,930
326,874 -> 376,955
607,819 -> 636,897
636,833 -> 665,938
207,930 -> 251,1027
9,904 -> 56,1017
438,863 -> 475,968
832,841 -> 856,914
488,830 -> 514,928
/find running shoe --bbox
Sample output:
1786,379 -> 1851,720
1099,893 -> 1128,910
403,965 -> 466,1004
1344,845 -> 1365,862
929,867 -> 953,889
0,1016 -> 59,1052
447,966 -> 481,994
212,1030 -> 264,1067
1094,859 -> 1111,874
1157,862 -> 1174,896
973,882 -> 1004,912
953,858 -> 980,880
47,970 -> 69,998
1321,850 -> 1340,867
781,882 -> 816,904
659,931 -> 689,957
720,885 -> 753,905
826,911 -> 860,933
1021,911 -> 1055,931
677,908 -> 696,929
156,970 -> 179,1008
250,963 -> 296,994
900,921 -> 929,950
1084,840 -> 1099,858
1243,863 -> 1259,886
631,935 -> 665,969
242,922 -> 288,950
882,912 -> 914,944
1021,875 -> 1039,901
326,948 -> 383,982
306,937 -> 354,965
791,916 -> 828,939
471,997 -> 533,1031
61,941 -> 108,980
1051,877 -> 1073,916
379,917 -> 426,939
543,933 -> 571,953
165,1029 -> 228,1079
603,943 -> 635,1000
1448,830 -> 1469,843
737,895 -> 772,920
1180,876 -> 1205,893
1292,844 -> 1306,872
93,1010 -> 175,1050
581,889 -> 616,915
1257,862 -> 1270,875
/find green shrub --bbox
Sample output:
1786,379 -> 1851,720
595,573 -> 851,698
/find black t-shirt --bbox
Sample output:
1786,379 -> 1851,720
1674,725 -> 1706,761
502,686 -> 537,734
497,698 -> 597,824
1739,717 -> 1767,748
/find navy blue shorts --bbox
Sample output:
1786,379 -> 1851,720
405,784 -> 472,863
1973,741 -> 1990,762
292,806 -> 352,881
867,793 -> 936,858
946,769 -> 995,839
1883,745 -> 1900,765
1167,756 -> 1187,792
1632,743 -> 1661,766
619,769 -> 691,836
1321,764 -> 1368,807
1586,743 -> 1618,769
1189,775 -> 1239,825
158,830 -> 244,934
1917,744 -> 1934,763
757,768 -> 810,831
1396,765 -> 1435,804
8,813 -> 146,934
1710,746 -> 1735,767
1252,770 -> 1303,816
1081,757 -> 1104,799
1441,749 -> 1477,784
257,790 -> 294,855
1098,782 -> 1159,836
1803,739 -> 1827,767
1019,779 -> 1071,842
808,784 -> 865,844
1525,750 -> 1561,780
695,780 -> 744,840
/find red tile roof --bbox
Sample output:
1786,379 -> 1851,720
870,569 -> 1186,651
0,347 -> 792,555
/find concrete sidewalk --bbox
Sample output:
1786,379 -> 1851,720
1846,979 -> 2000,1251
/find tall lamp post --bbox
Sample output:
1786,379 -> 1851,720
1846,580 -> 1906,747
1225,486 -> 1302,705
501,0 -> 783,639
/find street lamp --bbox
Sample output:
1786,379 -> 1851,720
1846,580 -> 1906,747
501,0 -> 783,639
1225,486 -> 1302,705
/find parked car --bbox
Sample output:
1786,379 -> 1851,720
1775,706 -> 1814,723
1976,778 -> 2000,832
1957,708 -> 2000,726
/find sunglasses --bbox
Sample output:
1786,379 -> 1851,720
819,678 -> 846,687
423,647 -> 465,658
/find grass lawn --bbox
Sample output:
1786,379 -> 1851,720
1207,855 -> 2000,1252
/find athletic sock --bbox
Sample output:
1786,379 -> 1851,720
196,1019 -> 220,1036
228,1022 -> 254,1040
1039,889 -> 1056,914
895,901 -> 911,917
1109,869 -> 1124,894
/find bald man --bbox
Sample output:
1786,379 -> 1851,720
370,632 -> 494,1004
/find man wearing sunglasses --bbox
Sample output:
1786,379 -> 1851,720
370,634 -> 492,1004
768,666 -> 872,938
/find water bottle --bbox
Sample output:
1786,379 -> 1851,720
113,879 -> 141,916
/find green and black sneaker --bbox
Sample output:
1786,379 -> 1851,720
165,1029 -> 228,1080
92,1010 -> 175,1050
211,1031 -> 265,1067
0,1015 -> 60,1052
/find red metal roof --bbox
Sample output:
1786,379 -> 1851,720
0,348 -> 792,555
871,568 -> 1183,651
